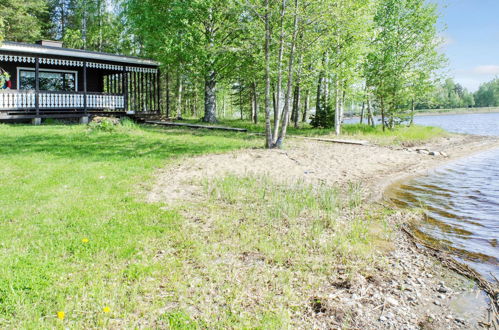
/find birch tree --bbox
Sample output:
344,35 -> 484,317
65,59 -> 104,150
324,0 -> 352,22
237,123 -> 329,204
124,0 -> 244,123
365,0 -> 444,130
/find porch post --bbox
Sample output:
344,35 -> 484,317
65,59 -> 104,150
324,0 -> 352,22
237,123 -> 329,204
123,66 -> 128,112
83,61 -> 88,115
35,57 -> 40,116
157,69 -> 161,113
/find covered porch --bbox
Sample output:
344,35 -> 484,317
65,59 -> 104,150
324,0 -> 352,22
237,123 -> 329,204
0,41 -> 161,121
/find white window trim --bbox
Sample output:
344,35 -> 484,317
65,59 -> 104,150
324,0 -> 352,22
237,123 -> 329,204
17,67 -> 79,91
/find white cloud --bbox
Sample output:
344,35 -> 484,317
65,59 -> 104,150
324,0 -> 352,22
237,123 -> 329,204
453,65 -> 499,91
470,65 -> 499,75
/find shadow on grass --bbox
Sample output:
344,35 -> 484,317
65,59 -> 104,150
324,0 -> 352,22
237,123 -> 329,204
177,118 -> 335,136
0,124 -> 260,161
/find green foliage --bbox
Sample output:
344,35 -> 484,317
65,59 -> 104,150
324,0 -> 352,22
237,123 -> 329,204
475,78 -> 499,107
0,71 -> 10,88
87,118 -> 118,132
310,102 -> 335,128
0,0 -> 49,42
365,0 -> 445,128
420,78 -> 475,109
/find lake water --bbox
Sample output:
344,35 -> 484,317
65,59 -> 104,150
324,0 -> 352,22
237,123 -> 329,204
386,113 -> 499,280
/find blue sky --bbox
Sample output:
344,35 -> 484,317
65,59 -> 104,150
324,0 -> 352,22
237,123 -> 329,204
436,0 -> 499,91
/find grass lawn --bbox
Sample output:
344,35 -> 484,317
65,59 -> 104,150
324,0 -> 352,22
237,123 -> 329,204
0,121 -> 437,328
0,123 -> 259,328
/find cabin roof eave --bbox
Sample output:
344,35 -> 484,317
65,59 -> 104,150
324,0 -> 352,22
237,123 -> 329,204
0,42 -> 159,67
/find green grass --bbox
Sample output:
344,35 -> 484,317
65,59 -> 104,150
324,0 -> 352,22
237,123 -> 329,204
167,175 -> 394,327
179,118 -> 448,146
341,123 -> 448,146
0,123 -> 259,328
0,120 -> 434,327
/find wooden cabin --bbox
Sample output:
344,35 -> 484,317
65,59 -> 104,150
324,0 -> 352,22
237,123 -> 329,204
0,40 -> 160,122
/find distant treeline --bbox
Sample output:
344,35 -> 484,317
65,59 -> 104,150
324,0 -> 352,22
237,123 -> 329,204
417,77 -> 499,110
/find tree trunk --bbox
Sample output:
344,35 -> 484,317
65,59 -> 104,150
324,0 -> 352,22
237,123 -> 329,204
272,0 -> 288,145
292,84 -> 301,128
165,71 -> 170,118
381,98 -> 386,131
360,101 -> 365,124
367,95 -> 374,127
264,0 -> 273,148
239,81 -> 243,120
334,79 -> 340,135
339,89 -> 346,130
291,86 -> 298,126
302,89 -> 309,122
177,74 -> 183,119
275,0 -> 299,148
194,87 -> 199,117
316,73 -> 323,117
272,87 -> 277,118
252,81 -> 258,124
203,70 -> 217,123
221,90 -> 226,119
410,99 -> 415,126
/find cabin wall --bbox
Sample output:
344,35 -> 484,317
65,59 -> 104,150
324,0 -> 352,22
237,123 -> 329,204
0,62 -> 106,93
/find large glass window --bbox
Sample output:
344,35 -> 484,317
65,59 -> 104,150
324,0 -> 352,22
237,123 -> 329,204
19,69 -> 77,91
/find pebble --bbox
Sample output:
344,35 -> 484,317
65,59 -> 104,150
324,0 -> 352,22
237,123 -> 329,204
386,297 -> 399,306
385,312 -> 395,319
437,285 -> 449,293
434,300 -> 441,306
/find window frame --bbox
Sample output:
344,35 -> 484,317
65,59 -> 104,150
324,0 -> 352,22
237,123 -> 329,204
17,67 -> 79,92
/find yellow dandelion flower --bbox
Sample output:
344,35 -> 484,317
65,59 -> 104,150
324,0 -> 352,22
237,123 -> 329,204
103,306 -> 111,313
82,238 -> 89,243
57,311 -> 65,320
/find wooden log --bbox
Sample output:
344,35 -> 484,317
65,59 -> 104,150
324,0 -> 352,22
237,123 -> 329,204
145,121 -> 248,132
291,135 -> 369,145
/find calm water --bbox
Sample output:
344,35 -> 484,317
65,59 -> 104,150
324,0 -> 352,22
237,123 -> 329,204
387,112 -> 499,280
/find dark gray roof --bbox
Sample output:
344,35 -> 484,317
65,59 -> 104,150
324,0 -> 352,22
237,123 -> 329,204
0,41 -> 159,67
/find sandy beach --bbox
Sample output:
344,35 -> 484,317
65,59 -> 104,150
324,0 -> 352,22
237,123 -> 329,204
147,133 -> 499,329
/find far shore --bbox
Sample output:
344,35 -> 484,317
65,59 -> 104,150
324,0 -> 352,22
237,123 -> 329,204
414,107 -> 499,117
346,106 -> 499,120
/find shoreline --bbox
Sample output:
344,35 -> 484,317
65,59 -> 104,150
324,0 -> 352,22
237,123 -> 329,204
346,107 -> 499,120
374,135 -> 499,202
148,133 -> 499,328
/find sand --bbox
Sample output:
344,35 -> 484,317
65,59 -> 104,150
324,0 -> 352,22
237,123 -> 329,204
148,134 -> 499,205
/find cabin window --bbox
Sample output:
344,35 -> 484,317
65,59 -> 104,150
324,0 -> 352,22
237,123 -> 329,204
18,68 -> 77,92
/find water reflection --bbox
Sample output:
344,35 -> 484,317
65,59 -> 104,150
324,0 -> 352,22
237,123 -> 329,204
389,148 -> 499,279
384,112 -> 499,280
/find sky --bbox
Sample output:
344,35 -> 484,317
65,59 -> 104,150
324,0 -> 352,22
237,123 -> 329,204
436,0 -> 499,91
